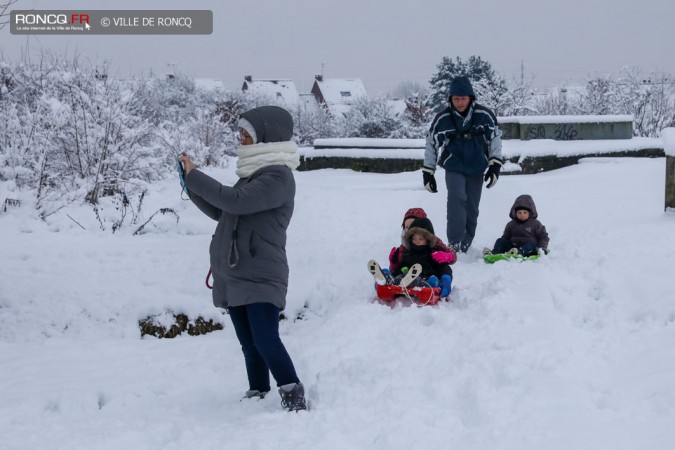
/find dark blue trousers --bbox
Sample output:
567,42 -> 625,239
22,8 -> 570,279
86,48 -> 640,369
445,171 -> 483,252
492,237 -> 538,256
228,303 -> 300,392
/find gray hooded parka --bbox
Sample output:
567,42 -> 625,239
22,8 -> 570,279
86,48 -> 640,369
184,106 -> 297,310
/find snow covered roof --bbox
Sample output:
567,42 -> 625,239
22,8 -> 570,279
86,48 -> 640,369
241,77 -> 300,107
194,78 -> 224,91
299,93 -> 320,112
311,77 -> 367,115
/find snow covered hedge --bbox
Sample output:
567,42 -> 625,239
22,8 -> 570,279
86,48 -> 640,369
0,56 -> 240,220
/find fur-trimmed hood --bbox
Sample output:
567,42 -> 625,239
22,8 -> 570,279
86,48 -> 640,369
403,217 -> 437,249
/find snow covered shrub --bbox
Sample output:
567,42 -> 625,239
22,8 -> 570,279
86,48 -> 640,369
532,68 -> 675,136
156,110 -> 237,169
0,62 -> 15,100
493,77 -> 538,117
532,86 -> 579,116
0,57 -> 224,220
389,93 -> 430,139
293,106 -> 341,145
342,97 -> 403,138
608,69 -> 675,137
214,90 -> 248,129
43,67 -> 159,205
134,72 -> 201,126
0,56 -> 164,223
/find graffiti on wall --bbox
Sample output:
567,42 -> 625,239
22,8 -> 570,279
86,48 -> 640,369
524,124 -> 579,140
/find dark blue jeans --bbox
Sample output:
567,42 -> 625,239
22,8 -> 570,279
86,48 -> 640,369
492,237 -> 538,256
228,303 -> 300,392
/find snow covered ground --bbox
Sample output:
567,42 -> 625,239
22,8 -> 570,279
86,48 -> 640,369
1,157 -> 674,450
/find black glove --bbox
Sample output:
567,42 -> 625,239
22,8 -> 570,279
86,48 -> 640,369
422,167 -> 437,193
484,158 -> 503,189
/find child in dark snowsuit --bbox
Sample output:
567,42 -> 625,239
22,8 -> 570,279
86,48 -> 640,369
484,194 -> 550,257
388,208 -> 456,274
391,217 -> 453,296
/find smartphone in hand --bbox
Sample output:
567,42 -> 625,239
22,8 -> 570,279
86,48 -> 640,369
176,157 -> 189,195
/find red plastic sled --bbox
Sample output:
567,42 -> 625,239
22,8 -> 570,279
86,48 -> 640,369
374,283 -> 442,306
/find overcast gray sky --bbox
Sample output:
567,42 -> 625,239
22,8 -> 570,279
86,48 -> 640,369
2,0 -> 674,95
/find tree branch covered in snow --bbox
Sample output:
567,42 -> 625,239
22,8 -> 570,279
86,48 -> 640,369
0,53 -> 238,222
532,68 -> 675,136
0,0 -> 18,31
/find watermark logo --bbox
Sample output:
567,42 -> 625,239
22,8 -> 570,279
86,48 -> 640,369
10,10 -> 212,35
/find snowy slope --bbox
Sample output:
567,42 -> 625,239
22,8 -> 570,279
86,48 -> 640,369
1,158 -> 674,450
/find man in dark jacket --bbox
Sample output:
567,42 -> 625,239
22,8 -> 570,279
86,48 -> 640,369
422,76 -> 503,253
179,106 -> 307,412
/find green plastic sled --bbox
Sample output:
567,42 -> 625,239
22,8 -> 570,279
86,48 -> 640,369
483,252 -> 542,264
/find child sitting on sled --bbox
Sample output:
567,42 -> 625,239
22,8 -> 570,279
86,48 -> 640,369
389,208 -> 457,273
483,194 -> 550,257
369,217 -> 453,297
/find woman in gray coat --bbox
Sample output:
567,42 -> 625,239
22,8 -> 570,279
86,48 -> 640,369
179,106 -> 306,412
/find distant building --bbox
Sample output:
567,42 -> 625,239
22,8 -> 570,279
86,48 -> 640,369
241,75 -> 300,107
299,93 -> 320,112
310,75 -> 367,116
194,78 -> 225,92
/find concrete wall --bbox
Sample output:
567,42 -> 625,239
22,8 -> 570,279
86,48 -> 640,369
499,116 -> 633,140
298,148 -> 664,174
299,115 -> 660,174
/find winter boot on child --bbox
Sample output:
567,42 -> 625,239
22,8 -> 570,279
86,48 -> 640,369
398,263 -> 422,287
368,260 -> 395,284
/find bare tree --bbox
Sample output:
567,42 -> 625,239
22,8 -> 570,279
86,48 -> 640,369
0,0 -> 19,31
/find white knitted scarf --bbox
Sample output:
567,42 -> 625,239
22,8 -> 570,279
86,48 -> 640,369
235,141 -> 300,179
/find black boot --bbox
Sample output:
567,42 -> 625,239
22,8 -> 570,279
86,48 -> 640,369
278,382 -> 307,412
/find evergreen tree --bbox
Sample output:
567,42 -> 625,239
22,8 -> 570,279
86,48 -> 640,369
390,93 -> 429,138
427,55 -> 508,113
